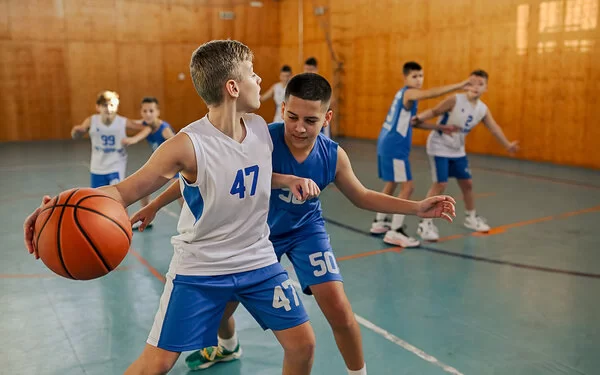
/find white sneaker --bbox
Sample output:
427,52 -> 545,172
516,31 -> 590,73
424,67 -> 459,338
383,227 -> 420,247
370,219 -> 391,234
417,220 -> 439,241
464,215 -> 490,232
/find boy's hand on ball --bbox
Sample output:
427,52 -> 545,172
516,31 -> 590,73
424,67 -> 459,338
23,195 -> 52,259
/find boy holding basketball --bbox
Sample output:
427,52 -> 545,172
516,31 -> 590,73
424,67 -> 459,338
25,40 -> 320,375
412,69 -> 519,241
371,61 -> 471,247
132,73 -> 457,374
70,90 -> 148,188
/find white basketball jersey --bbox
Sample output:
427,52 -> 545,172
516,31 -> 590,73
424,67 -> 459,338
426,94 -> 488,157
273,82 -> 286,123
88,114 -> 128,174
170,114 -> 277,276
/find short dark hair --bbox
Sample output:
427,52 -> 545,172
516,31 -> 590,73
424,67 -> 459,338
470,69 -> 489,81
281,65 -> 292,73
284,73 -> 331,105
141,97 -> 159,106
402,61 -> 422,76
304,57 -> 318,67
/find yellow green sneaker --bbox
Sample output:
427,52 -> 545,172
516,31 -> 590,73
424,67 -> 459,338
185,343 -> 242,370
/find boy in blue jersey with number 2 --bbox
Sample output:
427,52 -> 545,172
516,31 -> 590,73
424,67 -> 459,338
133,73 -> 458,374
371,62 -> 472,248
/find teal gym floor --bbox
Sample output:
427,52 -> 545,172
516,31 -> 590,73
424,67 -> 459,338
1,138 -> 599,375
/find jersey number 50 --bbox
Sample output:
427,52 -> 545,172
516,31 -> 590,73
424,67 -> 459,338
230,165 -> 260,199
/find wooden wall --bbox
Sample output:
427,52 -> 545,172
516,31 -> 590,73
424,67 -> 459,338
2,0 -> 599,169
0,0 -> 281,141
281,0 -> 600,169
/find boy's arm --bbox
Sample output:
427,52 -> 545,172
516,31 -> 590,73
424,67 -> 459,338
130,179 -> 182,231
260,84 -> 276,102
333,147 -> 419,215
414,95 -> 457,123
24,133 -> 196,257
71,117 -> 91,139
122,126 -> 152,146
100,133 -> 196,207
125,118 -> 145,131
161,126 -> 176,140
404,79 -> 470,104
482,110 -> 519,153
411,95 -> 459,133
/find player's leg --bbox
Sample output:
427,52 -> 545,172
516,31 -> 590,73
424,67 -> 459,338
273,322 -> 316,375
236,263 -> 314,375
185,301 -> 242,370
371,155 -> 398,234
454,157 -> 489,232
286,231 -> 365,374
417,156 -> 450,241
311,282 -> 365,374
129,272 -> 233,374
383,158 -> 420,247
185,237 -> 295,371
124,345 -> 180,375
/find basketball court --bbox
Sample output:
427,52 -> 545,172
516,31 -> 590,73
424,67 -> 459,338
2,139 -> 599,374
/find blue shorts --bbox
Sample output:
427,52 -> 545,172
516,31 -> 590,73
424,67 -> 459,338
272,226 -> 343,295
90,171 -> 122,188
147,263 -> 309,352
377,155 -> 412,182
429,155 -> 472,183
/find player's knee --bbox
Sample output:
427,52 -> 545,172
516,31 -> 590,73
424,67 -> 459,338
323,297 -> 355,331
460,179 -> 473,193
433,182 -> 448,192
400,182 -> 414,196
139,353 -> 176,375
282,331 -> 316,362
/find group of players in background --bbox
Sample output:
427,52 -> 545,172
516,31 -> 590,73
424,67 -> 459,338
23,40 -> 517,375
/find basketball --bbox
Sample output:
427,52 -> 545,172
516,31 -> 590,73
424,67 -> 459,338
33,188 -> 133,280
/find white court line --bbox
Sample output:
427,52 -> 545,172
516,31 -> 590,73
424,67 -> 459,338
156,207 -> 465,374
288,281 -> 465,375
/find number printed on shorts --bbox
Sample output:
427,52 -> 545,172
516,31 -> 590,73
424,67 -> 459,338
272,279 -> 300,311
309,251 -> 339,277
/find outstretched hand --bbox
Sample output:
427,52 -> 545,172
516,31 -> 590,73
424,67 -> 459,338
130,204 -> 158,232
416,195 -> 456,223
506,140 -> 519,154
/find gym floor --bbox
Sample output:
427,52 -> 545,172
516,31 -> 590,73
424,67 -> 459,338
2,138 -> 599,375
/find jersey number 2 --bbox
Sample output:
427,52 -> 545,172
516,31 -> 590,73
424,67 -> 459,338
230,165 -> 259,199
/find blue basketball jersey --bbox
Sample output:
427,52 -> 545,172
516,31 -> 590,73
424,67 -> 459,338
377,86 -> 418,159
267,122 -> 338,237
145,121 -> 174,151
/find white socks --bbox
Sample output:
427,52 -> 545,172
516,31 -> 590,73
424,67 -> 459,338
218,332 -> 238,351
390,214 -> 405,230
375,212 -> 389,221
348,364 -> 367,375
466,210 -> 476,219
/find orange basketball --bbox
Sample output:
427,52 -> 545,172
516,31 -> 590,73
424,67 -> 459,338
33,188 -> 133,280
